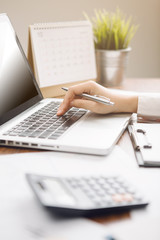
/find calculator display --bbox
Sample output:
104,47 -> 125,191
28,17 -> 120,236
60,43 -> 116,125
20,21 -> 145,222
42,178 -> 76,206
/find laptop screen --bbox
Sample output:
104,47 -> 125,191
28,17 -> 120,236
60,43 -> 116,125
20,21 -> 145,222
0,14 -> 42,125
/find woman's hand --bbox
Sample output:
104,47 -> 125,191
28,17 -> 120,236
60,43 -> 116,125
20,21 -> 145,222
57,81 -> 138,115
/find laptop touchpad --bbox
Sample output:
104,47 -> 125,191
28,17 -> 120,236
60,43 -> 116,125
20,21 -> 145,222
61,113 -> 130,148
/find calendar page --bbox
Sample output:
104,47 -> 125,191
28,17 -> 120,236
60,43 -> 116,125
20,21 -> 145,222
30,21 -> 97,88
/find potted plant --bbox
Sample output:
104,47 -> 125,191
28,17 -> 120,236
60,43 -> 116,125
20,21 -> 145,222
84,9 -> 138,87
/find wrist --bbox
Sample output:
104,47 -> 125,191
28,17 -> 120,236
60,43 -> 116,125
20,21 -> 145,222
117,94 -> 138,113
99,88 -> 138,114
106,89 -> 138,114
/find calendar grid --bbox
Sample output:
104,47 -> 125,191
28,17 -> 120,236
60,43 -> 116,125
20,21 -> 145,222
30,21 -> 97,88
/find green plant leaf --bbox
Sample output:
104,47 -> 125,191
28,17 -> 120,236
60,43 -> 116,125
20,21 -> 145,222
84,9 -> 138,50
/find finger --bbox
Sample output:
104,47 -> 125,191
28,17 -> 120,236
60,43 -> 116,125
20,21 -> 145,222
70,99 -> 98,112
57,81 -> 99,115
70,99 -> 114,114
57,92 -> 79,115
57,90 -> 76,115
68,81 -> 98,96
57,101 -> 72,115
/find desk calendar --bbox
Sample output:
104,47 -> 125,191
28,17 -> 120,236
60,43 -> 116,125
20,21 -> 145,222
28,21 -> 97,98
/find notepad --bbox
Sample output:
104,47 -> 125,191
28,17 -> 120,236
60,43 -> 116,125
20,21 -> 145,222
128,123 -> 160,167
28,21 -> 97,97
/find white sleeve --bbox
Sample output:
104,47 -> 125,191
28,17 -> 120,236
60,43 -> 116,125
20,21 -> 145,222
137,94 -> 160,119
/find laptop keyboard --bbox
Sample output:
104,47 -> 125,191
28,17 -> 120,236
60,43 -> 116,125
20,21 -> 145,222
3,102 -> 87,140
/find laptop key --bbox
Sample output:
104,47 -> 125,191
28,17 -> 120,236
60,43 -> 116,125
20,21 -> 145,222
28,131 -> 42,138
8,133 -> 18,136
59,125 -> 69,131
18,132 -> 31,137
39,131 -> 53,138
48,135 -> 59,140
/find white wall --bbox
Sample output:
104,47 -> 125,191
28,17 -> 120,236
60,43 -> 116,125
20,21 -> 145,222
1,0 -> 160,78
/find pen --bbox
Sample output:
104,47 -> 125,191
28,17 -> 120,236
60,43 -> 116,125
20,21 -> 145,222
61,87 -> 114,106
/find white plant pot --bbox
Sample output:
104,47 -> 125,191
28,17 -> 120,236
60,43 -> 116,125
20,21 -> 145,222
96,47 -> 131,87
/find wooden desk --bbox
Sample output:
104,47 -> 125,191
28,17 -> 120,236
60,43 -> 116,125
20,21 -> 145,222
0,78 -> 160,237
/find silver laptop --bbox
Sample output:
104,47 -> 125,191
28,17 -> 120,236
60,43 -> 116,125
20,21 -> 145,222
0,14 -> 131,155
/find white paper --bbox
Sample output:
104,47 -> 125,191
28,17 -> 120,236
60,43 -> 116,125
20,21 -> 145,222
0,146 -> 135,240
134,123 -> 160,163
45,219 -> 108,240
106,217 -> 160,240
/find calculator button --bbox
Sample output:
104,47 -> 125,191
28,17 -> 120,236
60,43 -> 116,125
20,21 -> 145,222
112,194 -> 125,203
101,196 -> 112,204
126,187 -> 136,194
97,178 -> 106,185
66,178 -> 79,189
86,192 -> 95,199
87,179 -> 96,186
81,177 -> 89,182
121,182 -> 130,189
106,188 -> 117,195
103,184 -> 111,191
115,177 -> 124,183
111,183 -> 121,189
92,198 -> 103,206
96,190 -> 106,197
116,188 -> 126,194
77,180 -> 86,187
70,183 -> 78,189
122,193 -> 133,202
93,185 -> 102,191
106,178 -> 115,184
81,185 -> 91,192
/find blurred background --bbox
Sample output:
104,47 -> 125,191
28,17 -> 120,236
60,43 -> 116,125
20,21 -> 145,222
1,0 -> 160,78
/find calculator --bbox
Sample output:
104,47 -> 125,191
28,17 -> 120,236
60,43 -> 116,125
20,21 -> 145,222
26,174 -> 149,217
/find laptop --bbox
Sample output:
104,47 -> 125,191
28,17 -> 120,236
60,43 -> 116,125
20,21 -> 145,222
0,14 -> 131,155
